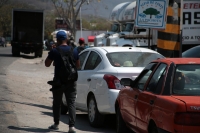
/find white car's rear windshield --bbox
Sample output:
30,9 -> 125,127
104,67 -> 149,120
106,52 -> 163,67
173,64 -> 200,96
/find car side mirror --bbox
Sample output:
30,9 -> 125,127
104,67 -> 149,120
131,76 -> 137,80
120,78 -> 132,86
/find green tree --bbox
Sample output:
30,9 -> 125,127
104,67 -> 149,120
0,1 -> 33,37
81,14 -> 110,31
82,18 -> 90,30
44,10 -> 57,40
0,0 -> 8,8
143,8 -> 160,18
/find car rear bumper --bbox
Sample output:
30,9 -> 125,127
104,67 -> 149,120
158,128 -> 171,133
95,89 -> 119,114
160,125 -> 200,133
173,125 -> 200,133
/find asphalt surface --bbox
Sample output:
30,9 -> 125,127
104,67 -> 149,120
0,46 -> 117,133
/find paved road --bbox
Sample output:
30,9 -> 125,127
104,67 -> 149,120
0,46 -> 20,133
0,46 -> 116,133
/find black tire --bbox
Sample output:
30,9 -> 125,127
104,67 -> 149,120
116,107 -> 129,133
87,95 -> 105,127
149,122 -> 158,133
38,49 -> 43,57
12,47 -> 20,56
61,101 -> 68,115
34,52 -> 38,58
35,49 -> 43,58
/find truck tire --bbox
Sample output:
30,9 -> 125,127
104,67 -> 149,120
35,49 -> 43,58
34,52 -> 38,58
38,50 -> 43,57
12,47 -> 20,56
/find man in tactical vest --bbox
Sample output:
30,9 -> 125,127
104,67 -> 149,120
45,31 -> 80,133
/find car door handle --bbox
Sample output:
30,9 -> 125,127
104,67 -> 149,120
87,78 -> 91,82
150,100 -> 154,105
134,95 -> 138,99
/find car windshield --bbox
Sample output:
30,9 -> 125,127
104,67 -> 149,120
124,23 -> 134,32
121,24 -> 126,31
110,24 -> 120,32
107,52 -> 163,67
173,64 -> 200,96
182,46 -> 200,58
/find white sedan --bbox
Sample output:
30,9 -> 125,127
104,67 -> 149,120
62,47 -> 164,127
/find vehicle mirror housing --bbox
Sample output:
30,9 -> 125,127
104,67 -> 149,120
131,76 -> 137,81
120,78 -> 132,86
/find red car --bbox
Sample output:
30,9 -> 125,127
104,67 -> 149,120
115,58 -> 200,133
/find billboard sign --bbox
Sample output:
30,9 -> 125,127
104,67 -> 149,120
55,18 -> 81,30
55,18 -> 68,30
181,0 -> 200,44
135,0 -> 167,29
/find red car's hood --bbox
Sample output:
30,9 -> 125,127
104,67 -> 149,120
172,96 -> 200,112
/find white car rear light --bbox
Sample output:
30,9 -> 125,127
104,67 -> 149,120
103,74 -> 122,89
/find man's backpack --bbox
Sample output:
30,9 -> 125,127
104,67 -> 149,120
56,47 -> 78,83
77,46 -> 85,54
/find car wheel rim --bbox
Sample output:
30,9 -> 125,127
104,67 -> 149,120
88,99 -> 96,122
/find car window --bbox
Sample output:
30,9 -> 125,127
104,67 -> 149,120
79,51 -> 89,70
124,23 -> 134,32
107,52 -> 163,67
134,63 -> 158,90
147,63 -> 167,94
173,64 -> 200,96
84,51 -> 102,70
137,70 -> 152,90
111,24 -> 120,32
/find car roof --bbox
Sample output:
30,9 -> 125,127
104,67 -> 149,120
182,45 -> 200,58
183,45 -> 200,53
157,58 -> 200,64
87,47 -> 160,54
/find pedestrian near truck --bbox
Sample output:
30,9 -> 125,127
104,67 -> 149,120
45,31 -> 80,133
75,37 -> 88,54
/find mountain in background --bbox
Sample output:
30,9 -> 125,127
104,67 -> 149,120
83,0 -> 133,18
11,0 -> 134,19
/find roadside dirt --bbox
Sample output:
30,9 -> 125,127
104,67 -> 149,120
5,51 -> 69,133
4,51 -> 116,133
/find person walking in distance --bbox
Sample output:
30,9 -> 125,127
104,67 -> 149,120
45,31 -> 80,133
75,37 -> 87,54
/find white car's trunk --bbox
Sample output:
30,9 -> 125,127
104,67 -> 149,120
116,67 -> 144,80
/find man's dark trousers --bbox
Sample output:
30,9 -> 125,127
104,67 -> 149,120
52,81 -> 77,127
